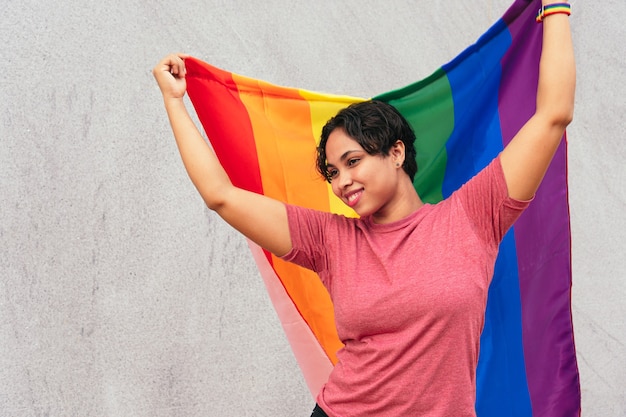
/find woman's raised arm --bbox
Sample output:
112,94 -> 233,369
153,54 -> 292,256
500,1 -> 575,201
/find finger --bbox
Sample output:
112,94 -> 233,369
168,54 -> 187,78
153,53 -> 188,80
175,53 -> 189,76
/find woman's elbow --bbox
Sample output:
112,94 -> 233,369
195,182 -> 231,212
538,101 -> 574,129
537,82 -> 576,128
204,197 -> 225,212
550,109 -> 574,130
556,106 -> 574,128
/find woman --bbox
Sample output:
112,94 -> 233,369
153,1 -> 574,415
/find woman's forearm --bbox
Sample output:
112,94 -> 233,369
536,3 -> 576,126
164,97 -> 232,210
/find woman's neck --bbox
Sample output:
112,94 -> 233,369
371,179 -> 424,224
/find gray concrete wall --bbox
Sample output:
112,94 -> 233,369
1,1 -> 624,416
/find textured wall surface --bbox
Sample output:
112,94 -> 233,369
1,1 -> 624,416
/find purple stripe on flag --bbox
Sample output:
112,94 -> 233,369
499,1 -> 581,415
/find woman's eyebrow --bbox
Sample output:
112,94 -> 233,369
327,150 -> 361,168
339,150 -> 360,161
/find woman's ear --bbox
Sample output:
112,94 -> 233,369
391,140 -> 405,165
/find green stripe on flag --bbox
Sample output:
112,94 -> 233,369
375,68 -> 454,204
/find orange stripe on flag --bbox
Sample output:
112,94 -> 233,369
233,75 -> 347,363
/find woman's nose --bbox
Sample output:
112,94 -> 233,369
338,170 -> 352,188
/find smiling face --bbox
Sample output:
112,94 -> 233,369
317,100 -> 418,184
325,128 -> 406,219
317,101 -> 422,222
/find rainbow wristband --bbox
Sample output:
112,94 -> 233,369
536,3 -> 571,23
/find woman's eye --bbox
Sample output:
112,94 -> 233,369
348,158 -> 359,166
328,169 -> 338,179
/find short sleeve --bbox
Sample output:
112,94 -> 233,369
280,204 -> 330,274
454,156 -> 531,245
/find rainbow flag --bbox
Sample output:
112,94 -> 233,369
183,0 -> 580,415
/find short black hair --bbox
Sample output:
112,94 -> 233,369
316,100 -> 418,182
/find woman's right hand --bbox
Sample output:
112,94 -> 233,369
152,53 -> 190,100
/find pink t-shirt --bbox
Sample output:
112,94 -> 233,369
281,157 -> 529,417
